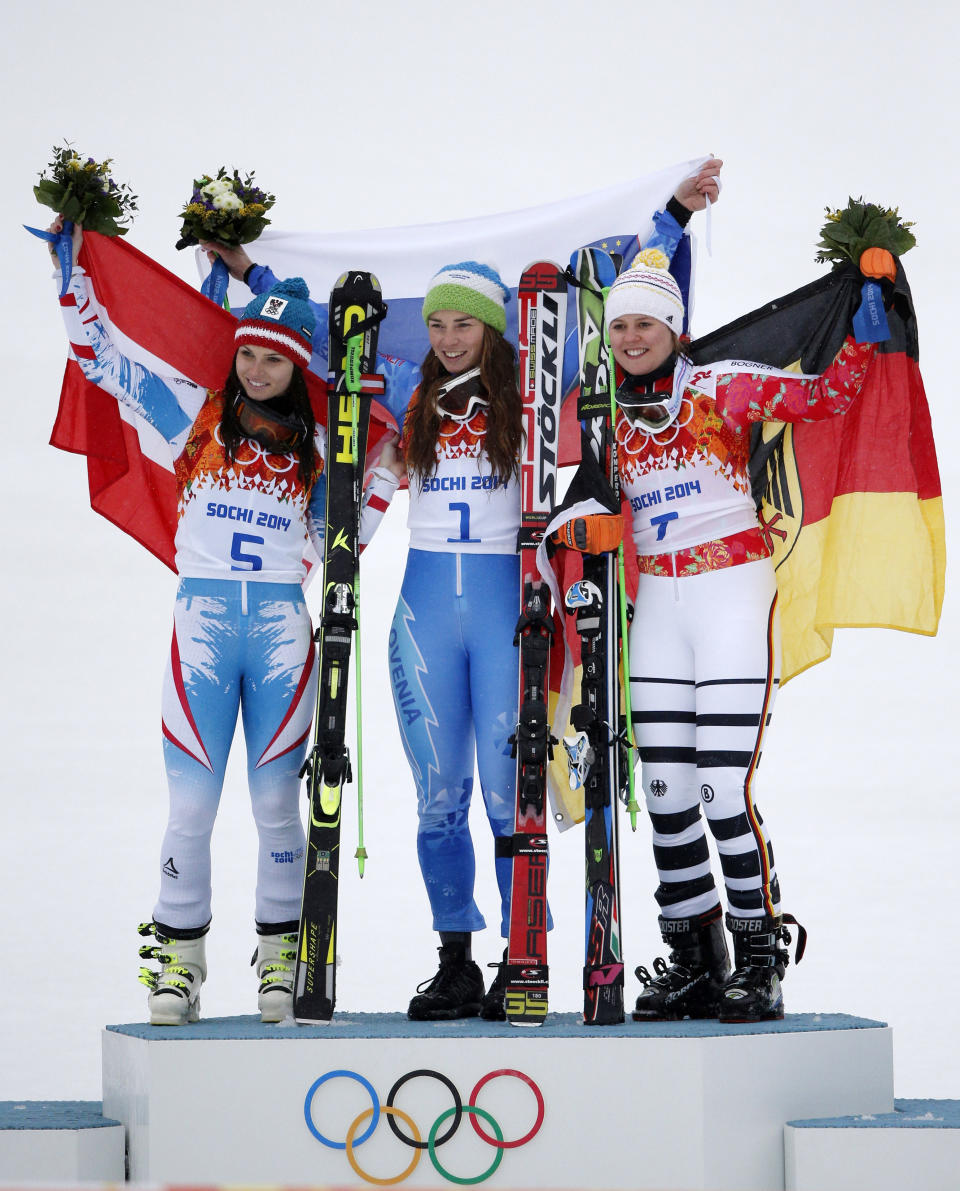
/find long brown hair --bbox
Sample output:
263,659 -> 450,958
219,360 -> 318,491
404,325 -> 522,484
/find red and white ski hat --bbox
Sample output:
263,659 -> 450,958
422,261 -> 510,334
235,277 -> 316,369
604,249 -> 685,333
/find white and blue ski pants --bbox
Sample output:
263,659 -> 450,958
155,578 -> 316,930
629,558 -> 782,921
388,549 -> 520,936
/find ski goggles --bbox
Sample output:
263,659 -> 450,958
235,394 -> 308,453
435,367 -> 489,422
615,378 -> 682,433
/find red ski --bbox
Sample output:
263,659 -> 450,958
504,261 -> 567,1026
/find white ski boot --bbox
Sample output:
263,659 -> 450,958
253,929 -> 298,1023
138,922 -> 207,1026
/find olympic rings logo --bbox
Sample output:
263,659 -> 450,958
303,1067 -> 545,1186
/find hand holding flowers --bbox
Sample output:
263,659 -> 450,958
817,198 -> 916,345
816,197 -> 916,274
32,142 -> 138,236
27,142 -> 137,295
175,168 -> 274,250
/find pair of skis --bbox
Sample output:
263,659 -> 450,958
504,248 -> 631,1026
293,272 -> 386,1023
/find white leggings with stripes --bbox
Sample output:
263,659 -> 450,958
629,558 -> 782,921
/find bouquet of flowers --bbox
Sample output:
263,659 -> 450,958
175,168 -> 274,250
33,142 -> 138,235
816,197 -> 916,275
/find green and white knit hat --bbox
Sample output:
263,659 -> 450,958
604,248 -> 685,333
422,261 -> 510,334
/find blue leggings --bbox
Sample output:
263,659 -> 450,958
389,550 -> 520,935
156,578 -> 316,929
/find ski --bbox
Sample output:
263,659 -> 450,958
567,246 -> 625,1024
504,262 -> 567,1026
294,271 -> 386,1023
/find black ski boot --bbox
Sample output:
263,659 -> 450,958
479,948 -> 507,1021
407,942 -> 485,1021
719,912 -> 807,1023
632,912 -> 731,1021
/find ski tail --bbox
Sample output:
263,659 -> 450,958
504,262 -> 567,1026
294,271 -> 386,1023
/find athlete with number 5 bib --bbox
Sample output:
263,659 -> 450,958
42,219 -> 394,1026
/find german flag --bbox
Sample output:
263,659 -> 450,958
690,262 -> 943,681
545,262 -> 943,826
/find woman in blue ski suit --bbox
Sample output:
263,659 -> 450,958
43,219 -> 392,1026
375,261 -> 532,1020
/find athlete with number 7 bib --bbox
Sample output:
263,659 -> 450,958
604,251 -> 882,1022
41,219 -> 394,1026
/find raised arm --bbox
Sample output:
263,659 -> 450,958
712,337 -> 877,427
47,220 -> 205,447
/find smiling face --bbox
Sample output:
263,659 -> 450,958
426,310 -> 486,374
608,314 -> 676,377
235,343 -> 296,402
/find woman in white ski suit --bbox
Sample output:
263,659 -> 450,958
604,251 -> 879,1022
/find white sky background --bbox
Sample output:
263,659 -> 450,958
1,0 -> 958,1104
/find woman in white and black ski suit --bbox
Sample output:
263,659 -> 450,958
602,251 -> 879,1022
43,219 -> 392,1026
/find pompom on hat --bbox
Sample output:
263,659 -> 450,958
422,261 -> 510,334
604,248 -> 685,333
235,277 -> 316,369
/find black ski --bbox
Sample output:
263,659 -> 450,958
294,271 -> 386,1023
567,246 -> 625,1024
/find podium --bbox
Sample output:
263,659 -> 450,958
102,1011 -> 889,1189
6,1013 -> 959,1189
